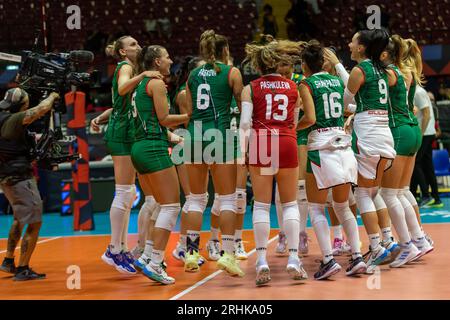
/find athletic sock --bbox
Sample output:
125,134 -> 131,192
309,203 -> 333,264
187,230 -> 200,253
143,240 -> 154,258
332,225 -> 343,240
381,227 -> 393,242
109,206 -> 127,254
150,249 -> 164,265
368,233 -> 382,251
234,229 -> 243,241
222,234 -> 235,255
180,234 -> 187,250
210,227 -> 219,241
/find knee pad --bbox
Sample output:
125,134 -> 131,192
379,188 -> 400,209
282,201 -> 300,222
111,185 -> 135,211
398,192 -> 413,210
253,201 -> 271,224
151,203 -> 161,221
219,193 -> 237,213
374,190 -> 388,210
144,195 -> 158,213
211,193 -> 220,216
354,187 -> 377,214
182,194 -> 191,214
348,189 -> 356,207
154,203 -> 181,231
297,179 -> 307,201
308,203 -> 327,225
236,188 -> 246,214
402,186 -> 418,207
332,200 -> 354,223
189,193 -> 208,214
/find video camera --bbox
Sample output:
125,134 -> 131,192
15,50 -> 97,170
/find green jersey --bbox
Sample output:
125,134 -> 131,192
132,77 -> 169,143
355,59 -> 389,113
387,65 -> 418,127
188,62 -> 233,126
302,72 -> 345,130
408,78 -> 417,112
105,61 -> 135,142
230,96 -> 240,130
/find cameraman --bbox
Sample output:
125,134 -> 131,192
0,88 -> 59,281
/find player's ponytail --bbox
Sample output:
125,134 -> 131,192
403,38 -> 425,86
357,29 -> 390,73
199,29 -> 229,73
301,40 -> 324,74
385,34 -> 409,77
106,35 -> 131,61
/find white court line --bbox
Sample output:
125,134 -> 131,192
169,234 -> 280,301
0,236 -> 62,254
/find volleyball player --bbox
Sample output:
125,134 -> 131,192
183,30 -> 244,277
298,40 -> 366,279
130,45 -> 189,284
91,36 -> 162,274
241,40 -> 308,285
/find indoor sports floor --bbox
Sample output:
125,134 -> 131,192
1,198 -> 450,300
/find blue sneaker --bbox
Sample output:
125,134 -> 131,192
366,246 -> 390,274
101,247 -> 137,274
123,251 -> 135,265
133,255 -> 150,273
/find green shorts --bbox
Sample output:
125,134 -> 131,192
106,140 -> 133,156
184,120 -> 240,164
391,124 -> 422,156
297,129 -> 308,146
306,150 -> 320,174
131,139 -> 173,174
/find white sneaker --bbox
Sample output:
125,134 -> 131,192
332,238 -> 351,256
206,240 -> 221,261
172,241 -> 186,261
143,262 -> 175,285
390,243 -> 421,268
275,232 -> 287,254
412,237 -> 434,261
235,239 -> 248,260
424,233 -> 434,246
286,256 -> 308,280
366,246 -> 390,273
255,263 -> 271,286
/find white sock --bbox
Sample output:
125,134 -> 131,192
234,229 -> 243,241
150,249 -> 164,265
380,188 -> 411,245
297,180 -> 308,233
381,227 -> 393,242
282,201 -> 300,258
332,225 -> 343,240
210,227 -> 219,241
144,240 -> 154,258
222,234 -> 235,255
368,233 -> 382,251
180,234 -> 187,250
253,201 -> 271,264
109,206 -> 127,254
332,201 -> 362,258
275,184 -> 284,233
309,203 -> 333,263
398,193 -> 424,241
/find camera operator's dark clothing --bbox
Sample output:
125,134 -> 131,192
1,179 -> 42,224
0,112 -> 34,185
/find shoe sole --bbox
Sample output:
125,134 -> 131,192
315,264 -> 341,280
346,262 -> 367,276
101,254 -> 115,266
13,276 -> 46,281
143,270 -> 174,285
235,254 -> 248,260
287,265 -> 308,280
256,267 -> 271,286
184,261 -> 200,273
410,247 -> 434,262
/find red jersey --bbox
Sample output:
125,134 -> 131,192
250,74 -> 298,137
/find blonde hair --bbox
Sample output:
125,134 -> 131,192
245,40 -> 305,74
403,38 -> 425,86
385,35 -> 410,78
199,30 -> 229,73
105,35 -> 131,61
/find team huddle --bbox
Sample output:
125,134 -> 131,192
91,28 -> 434,286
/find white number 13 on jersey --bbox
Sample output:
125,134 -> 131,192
265,94 -> 288,121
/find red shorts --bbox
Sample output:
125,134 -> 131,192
248,134 -> 298,168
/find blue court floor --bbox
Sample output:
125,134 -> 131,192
1,198 -> 450,239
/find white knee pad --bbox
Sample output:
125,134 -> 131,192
151,203 -> 161,221
379,188 -> 400,209
219,193 -> 237,213
253,201 -> 271,224
111,185 -> 135,211
308,202 -> 327,225
354,187 -> 377,214
182,194 -> 192,214
189,193 -> 208,214
332,200 -> 354,223
348,189 -> 356,207
373,188 -> 388,211
282,201 -> 300,222
402,186 -> 418,207
236,188 -> 247,214
211,193 -> 220,216
154,203 -> 181,231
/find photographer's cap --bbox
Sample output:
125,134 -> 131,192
0,88 -> 28,111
